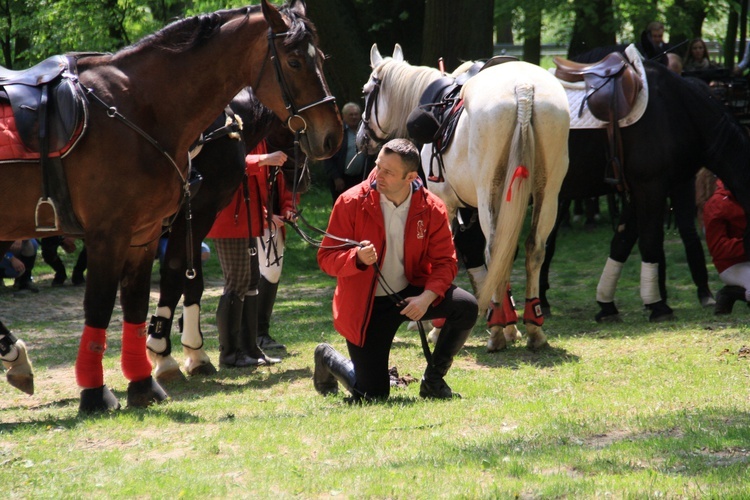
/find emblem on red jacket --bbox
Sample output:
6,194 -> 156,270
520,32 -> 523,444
417,220 -> 425,239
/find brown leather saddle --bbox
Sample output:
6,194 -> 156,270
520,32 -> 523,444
554,52 -> 643,191
0,55 -> 88,233
554,51 -> 642,122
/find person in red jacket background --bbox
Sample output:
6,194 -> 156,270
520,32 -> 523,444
314,138 -> 477,401
703,178 -> 750,314
207,140 -> 284,367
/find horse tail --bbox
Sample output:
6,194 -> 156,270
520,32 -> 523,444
478,82 -> 536,310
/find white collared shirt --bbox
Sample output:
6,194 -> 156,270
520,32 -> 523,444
375,194 -> 411,296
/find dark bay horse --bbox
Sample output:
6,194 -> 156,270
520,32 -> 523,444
540,55 -> 750,320
0,0 -> 341,411
146,88 -> 303,382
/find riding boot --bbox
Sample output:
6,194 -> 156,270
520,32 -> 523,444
49,257 -> 67,286
216,293 -> 253,367
714,286 -> 747,315
72,247 -> 87,285
240,293 -> 279,365
313,343 -> 356,396
258,277 -> 279,338
420,325 -> 471,399
13,254 -> 37,292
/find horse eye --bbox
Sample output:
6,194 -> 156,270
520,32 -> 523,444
289,59 -> 301,69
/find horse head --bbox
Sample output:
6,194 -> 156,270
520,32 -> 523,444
357,43 -> 429,156
256,0 -> 342,161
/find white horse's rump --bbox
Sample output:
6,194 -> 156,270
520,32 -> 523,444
358,45 -> 570,350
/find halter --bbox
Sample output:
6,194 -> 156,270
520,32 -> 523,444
258,28 -> 337,134
360,76 -> 392,148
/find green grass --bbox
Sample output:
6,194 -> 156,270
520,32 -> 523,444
1,185 -> 749,498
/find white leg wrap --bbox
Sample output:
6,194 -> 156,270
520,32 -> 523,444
640,261 -> 660,305
258,231 -> 285,283
0,343 -> 18,363
181,304 -> 202,349
146,306 -> 173,354
596,258 -> 624,303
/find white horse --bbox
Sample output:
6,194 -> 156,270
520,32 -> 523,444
357,44 -> 570,350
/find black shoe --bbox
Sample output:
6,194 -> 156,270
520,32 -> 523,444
257,333 -> 285,350
715,286 -> 746,315
419,377 -> 461,399
13,280 -> 39,293
313,344 -> 339,395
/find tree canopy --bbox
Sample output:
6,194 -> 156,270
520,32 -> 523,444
3,0 -> 745,103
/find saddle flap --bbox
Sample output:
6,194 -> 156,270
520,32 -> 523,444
0,55 -> 67,86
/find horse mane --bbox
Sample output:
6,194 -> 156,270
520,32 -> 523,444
121,4 -> 314,56
376,59 -> 441,138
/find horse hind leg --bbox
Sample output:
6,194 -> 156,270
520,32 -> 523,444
0,322 -> 34,395
487,286 -> 522,352
181,303 -> 217,376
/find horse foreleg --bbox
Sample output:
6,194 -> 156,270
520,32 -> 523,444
0,322 -> 33,395
180,301 -> 216,376
120,240 -> 168,408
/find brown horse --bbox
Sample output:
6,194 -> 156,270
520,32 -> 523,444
0,0 -> 342,412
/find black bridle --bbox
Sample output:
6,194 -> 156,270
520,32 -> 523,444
259,28 -> 337,134
360,76 -> 393,149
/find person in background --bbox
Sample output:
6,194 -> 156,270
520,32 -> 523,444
207,139 -> 284,368
703,178 -> 750,314
323,102 -> 370,204
314,138 -> 477,401
683,38 -> 720,72
0,239 -> 39,293
40,236 -> 87,286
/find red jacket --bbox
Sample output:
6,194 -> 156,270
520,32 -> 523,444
207,141 -> 296,239
703,179 -> 746,273
317,177 -> 457,347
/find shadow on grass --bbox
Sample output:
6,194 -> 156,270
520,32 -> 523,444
465,343 -> 580,370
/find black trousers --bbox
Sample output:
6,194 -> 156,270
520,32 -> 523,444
346,284 -> 477,399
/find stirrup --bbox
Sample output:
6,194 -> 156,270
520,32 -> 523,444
35,197 -> 59,232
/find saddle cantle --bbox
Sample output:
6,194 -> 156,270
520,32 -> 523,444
554,52 -> 642,122
0,54 -> 88,233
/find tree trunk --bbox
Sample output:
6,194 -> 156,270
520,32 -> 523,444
726,9 -> 739,67
522,3 -> 542,64
422,0 -> 494,70
568,0 -> 616,59
306,0 -> 373,107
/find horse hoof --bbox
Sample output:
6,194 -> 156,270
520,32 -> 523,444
647,301 -> 675,323
4,339 -> 34,395
155,367 -> 187,385
126,376 -> 168,408
79,385 -> 121,413
6,373 -> 34,395
526,340 -> 549,351
504,324 -> 522,343
487,329 -> 507,352
595,301 -> 621,323
185,360 -> 217,377
151,354 -> 185,384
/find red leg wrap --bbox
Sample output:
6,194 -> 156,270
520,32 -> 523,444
431,318 -> 446,328
487,287 -> 518,327
75,325 -> 107,388
121,321 -> 152,382
523,297 -> 544,326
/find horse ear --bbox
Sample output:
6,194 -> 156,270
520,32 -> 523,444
393,43 -> 404,62
261,0 -> 287,33
371,44 -> 383,68
288,0 -> 307,17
